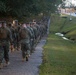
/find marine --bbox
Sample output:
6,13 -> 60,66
0,21 -> 13,69
18,23 -> 32,61
12,20 -> 20,51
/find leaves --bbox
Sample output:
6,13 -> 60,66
0,0 -> 62,18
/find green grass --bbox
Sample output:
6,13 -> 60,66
50,14 -> 76,40
39,34 -> 76,75
50,14 -> 66,32
39,14 -> 76,75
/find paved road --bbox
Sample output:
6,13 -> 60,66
0,37 -> 47,75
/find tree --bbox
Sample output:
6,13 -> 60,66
0,0 -> 62,19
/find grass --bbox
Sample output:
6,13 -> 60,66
39,34 -> 76,75
50,14 -> 66,32
50,14 -> 76,40
60,13 -> 68,17
39,14 -> 76,75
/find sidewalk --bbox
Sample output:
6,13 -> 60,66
0,36 -> 47,75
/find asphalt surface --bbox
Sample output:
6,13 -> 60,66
0,37 -> 47,75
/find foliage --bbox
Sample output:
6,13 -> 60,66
0,0 -> 62,18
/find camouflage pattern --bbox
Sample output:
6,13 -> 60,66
0,45 -> 4,63
12,20 -> 21,50
30,23 -> 38,46
27,24 -> 35,53
0,21 -> 12,64
20,39 -> 30,59
0,17 -> 49,63
18,24 -> 32,61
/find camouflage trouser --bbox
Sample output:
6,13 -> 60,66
20,39 -> 30,59
30,39 -> 35,53
0,41 -> 9,63
13,38 -> 19,50
0,46 -> 4,63
3,44 -> 9,62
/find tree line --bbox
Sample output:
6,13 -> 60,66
0,0 -> 62,20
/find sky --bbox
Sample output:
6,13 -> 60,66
72,0 -> 76,6
65,0 -> 76,6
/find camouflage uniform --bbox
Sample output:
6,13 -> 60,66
35,24 -> 40,42
30,23 -> 38,46
27,23 -> 35,53
0,21 -> 12,68
12,20 -> 21,50
32,21 -> 41,44
0,45 -> 4,67
18,23 -> 32,61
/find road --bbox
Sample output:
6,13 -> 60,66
0,37 -> 47,75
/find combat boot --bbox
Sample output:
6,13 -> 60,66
4,61 -> 10,67
6,61 -> 10,65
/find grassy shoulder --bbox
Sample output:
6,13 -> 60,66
39,34 -> 76,75
50,14 -> 76,41
39,14 -> 76,75
50,14 -> 66,33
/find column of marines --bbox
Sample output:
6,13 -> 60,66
0,18 -> 49,69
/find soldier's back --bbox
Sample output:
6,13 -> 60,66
0,27 -> 10,39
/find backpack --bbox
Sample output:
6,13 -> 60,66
0,28 -> 8,39
20,28 -> 28,39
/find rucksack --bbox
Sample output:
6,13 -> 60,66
0,28 -> 8,39
19,28 -> 28,39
